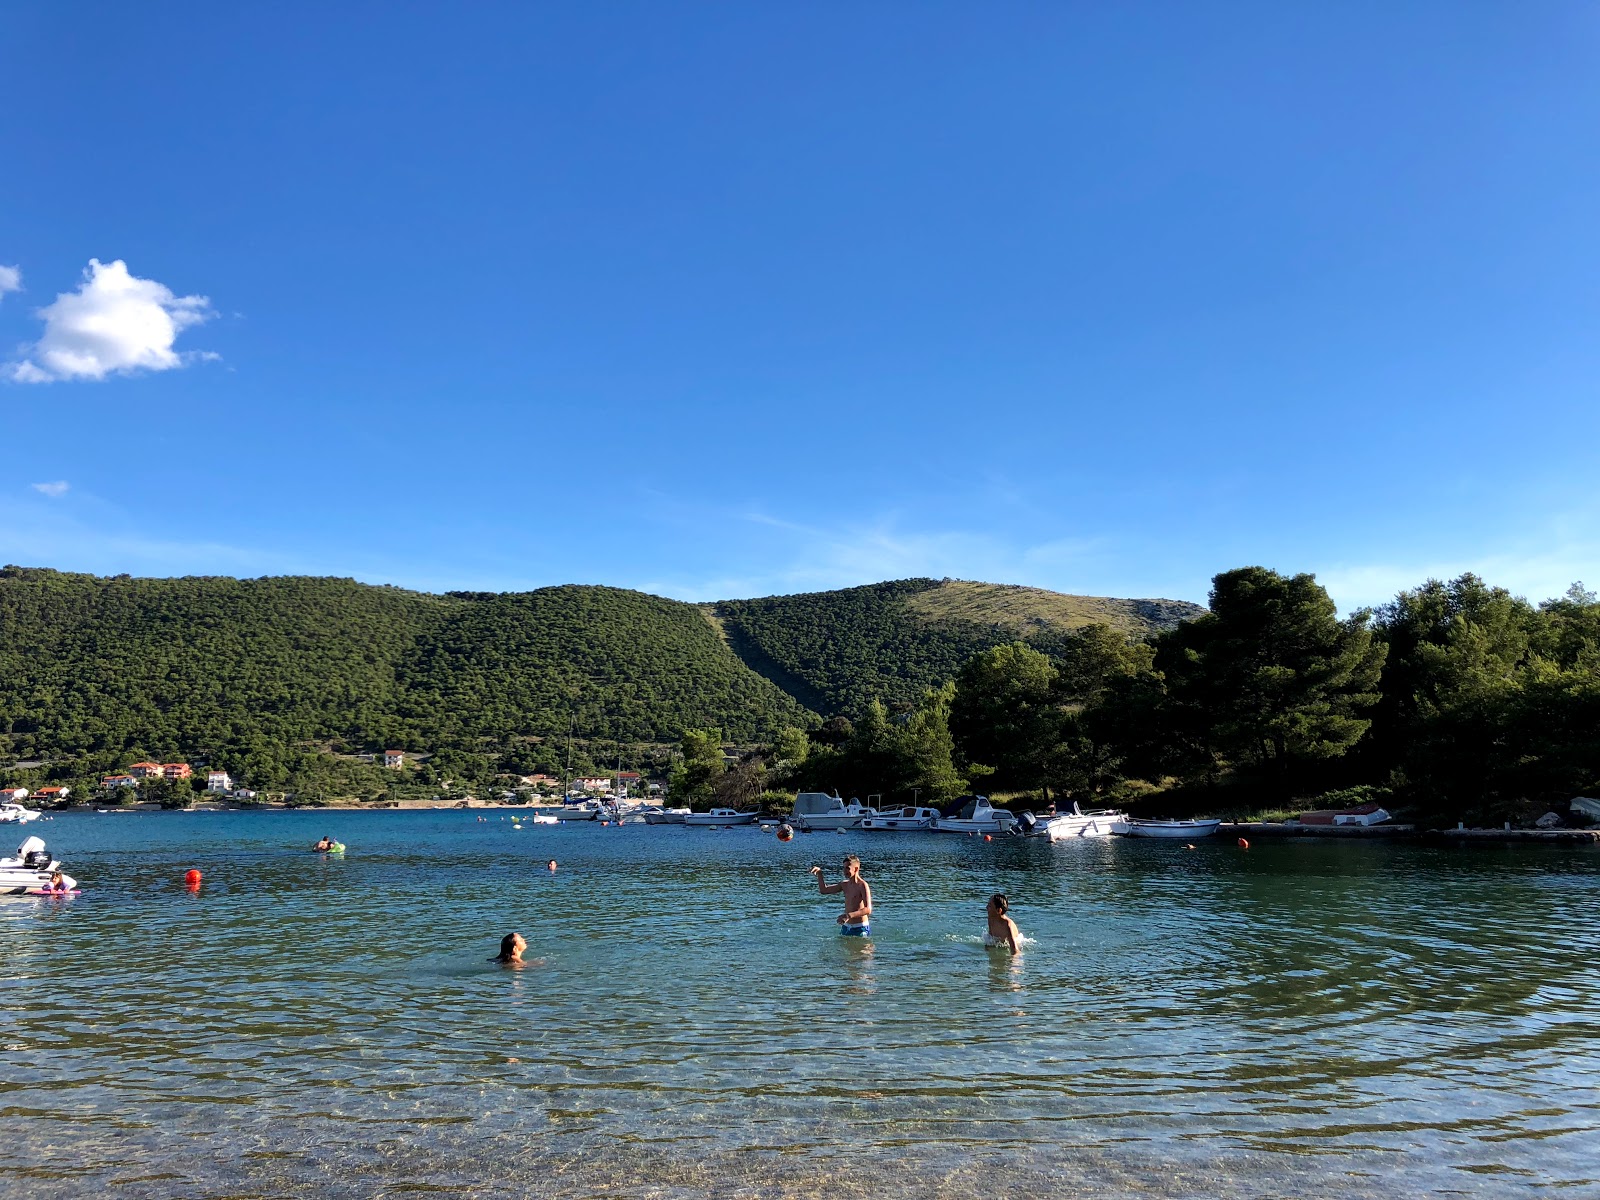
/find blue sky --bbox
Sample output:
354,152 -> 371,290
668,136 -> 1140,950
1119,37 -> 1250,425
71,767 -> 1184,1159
3,3 -> 1598,610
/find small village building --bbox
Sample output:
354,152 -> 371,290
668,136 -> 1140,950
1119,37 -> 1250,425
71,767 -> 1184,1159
383,750 -> 405,768
207,771 -> 233,792
102,774 -> 137,788
162,763 -> 193,780
128,762 -> 164,778
34,786 -> 70,801
575,776 -> 612,793
0,787 -> 28,802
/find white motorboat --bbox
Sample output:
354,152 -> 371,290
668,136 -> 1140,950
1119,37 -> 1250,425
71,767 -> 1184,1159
933,795 -> 1018,835
1,836 -> 77,894
531,801 -> 600,821
683,808 -> 758,827
860,806 -> 941,831
1018,803 -> 1129,840
792,792 -> 877,832
1120,818 -> 1221,839
644,806 -> 691,825
526,813 -> 560,825
0,802 -> 40,825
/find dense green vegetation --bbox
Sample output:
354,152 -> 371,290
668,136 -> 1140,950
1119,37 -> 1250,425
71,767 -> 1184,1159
713,578 -> 1201,715
825,567 -> 1600,826
0,567 -> 809,794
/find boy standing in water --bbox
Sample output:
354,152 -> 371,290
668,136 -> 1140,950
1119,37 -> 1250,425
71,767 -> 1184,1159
985,893 -> 1022,953
811,855 -> 872,935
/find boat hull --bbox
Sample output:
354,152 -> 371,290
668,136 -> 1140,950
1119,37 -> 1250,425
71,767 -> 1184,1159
683,813 -> 758,827
860,817 -> 934,831
1041,812 -> 1125,840
1122,819 -> 1221,839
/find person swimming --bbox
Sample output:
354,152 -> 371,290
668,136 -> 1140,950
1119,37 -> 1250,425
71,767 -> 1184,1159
313,836 -> 333,852
984,893 -> 1021,953
811,854 -> 872,936
45,870 -> 68,893
491,932 -> 528,965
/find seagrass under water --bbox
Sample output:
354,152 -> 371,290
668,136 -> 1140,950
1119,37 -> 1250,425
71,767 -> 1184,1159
1,811 -> 1595,1199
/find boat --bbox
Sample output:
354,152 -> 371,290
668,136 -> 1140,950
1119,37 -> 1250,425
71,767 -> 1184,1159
0,802 -> 40,825
528,813 -> 559,825
932,795 -> 1018,835
1120,818 -> 1222,839
1,836 -> 77,894
1020,802 -> 1129,840
792,792 -> 877,831
683,808 -> 758,827
860,806 -> 941,831
644,806 -> 692,825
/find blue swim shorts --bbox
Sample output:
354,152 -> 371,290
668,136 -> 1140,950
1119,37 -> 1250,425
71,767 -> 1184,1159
839,923 -> 871,937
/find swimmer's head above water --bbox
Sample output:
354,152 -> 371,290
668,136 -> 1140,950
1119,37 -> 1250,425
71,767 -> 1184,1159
493,932 -> 527,964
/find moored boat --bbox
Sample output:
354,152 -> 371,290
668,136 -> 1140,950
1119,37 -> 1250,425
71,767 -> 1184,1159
683,808 -> 758,827
932,795 -> 1017,835
1020,803 -> 1129,840
1,836 -> 77,894
1120,818 -> 1221,839
860,806 -> 941,831
792,792 -> 877,831
0,802 -> 40,825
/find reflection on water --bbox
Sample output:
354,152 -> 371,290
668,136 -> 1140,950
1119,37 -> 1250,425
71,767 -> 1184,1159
2,811 -> 1597,1198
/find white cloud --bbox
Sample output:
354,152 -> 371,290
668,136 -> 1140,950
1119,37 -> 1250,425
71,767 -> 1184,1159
0,265 -> 19,301
30,481 -> 69,498
8,259 -> 214,383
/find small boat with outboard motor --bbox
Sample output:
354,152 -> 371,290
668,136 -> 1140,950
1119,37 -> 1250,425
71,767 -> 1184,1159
792,792 -> 878,832
683,807 -> 759,827
860,805 -> 941,831
1,836 -> 78,895
1016,802 -> 1129,840
933,795 -> 1018,835
1119,818 -> 1222,839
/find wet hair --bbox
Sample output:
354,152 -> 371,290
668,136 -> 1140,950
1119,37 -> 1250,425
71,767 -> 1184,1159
493,932 -> 521,962
990,893 -> 1009,914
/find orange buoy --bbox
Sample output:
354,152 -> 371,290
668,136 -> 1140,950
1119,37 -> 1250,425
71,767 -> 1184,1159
983,834 -> 993,842
1237,838 -> 1250,849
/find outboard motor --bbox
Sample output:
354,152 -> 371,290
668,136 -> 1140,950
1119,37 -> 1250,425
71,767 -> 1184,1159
1017,811 -> 1038,835
17,835 -> 49,867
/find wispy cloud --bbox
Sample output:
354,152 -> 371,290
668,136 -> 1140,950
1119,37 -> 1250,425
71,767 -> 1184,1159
30,481 -> 69,498
8,259 -> 215,383
0,265 -> 20,302
638,505 -> 1123,602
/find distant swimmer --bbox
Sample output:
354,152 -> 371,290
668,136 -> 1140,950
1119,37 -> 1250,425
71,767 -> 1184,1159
490,932 -> 541,967
985,893 -> 1021,953
313,836 -> 333,852
811,854 -> 872,936
547,860 -> 557,872
45,870 -> 69,893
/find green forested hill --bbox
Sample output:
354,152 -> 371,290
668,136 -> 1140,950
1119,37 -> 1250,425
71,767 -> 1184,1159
0,566 -> 1202,792
0,568 -> 810,781
712,578 -> 1204,714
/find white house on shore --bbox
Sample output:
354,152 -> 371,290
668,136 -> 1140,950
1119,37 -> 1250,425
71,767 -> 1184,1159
207,771 -> 233,792
0,787 -> 27,802
383,750 -> 405,768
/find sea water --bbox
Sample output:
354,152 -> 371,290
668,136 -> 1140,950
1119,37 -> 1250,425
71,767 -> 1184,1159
2,810 -> 1596,1198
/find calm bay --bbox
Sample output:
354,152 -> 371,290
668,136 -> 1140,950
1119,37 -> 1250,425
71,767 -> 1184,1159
2,810 -> 1596,1198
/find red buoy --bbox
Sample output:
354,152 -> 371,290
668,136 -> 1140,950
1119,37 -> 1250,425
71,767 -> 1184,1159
1237,838 -> 1250,849
184,869 -> 202,890
983,834 -> 993,842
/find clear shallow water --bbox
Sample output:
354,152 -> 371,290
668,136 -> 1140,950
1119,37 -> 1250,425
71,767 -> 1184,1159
2,811 -> 1597,1199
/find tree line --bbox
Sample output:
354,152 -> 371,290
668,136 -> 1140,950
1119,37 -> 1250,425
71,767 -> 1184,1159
676,567 -> 1600,824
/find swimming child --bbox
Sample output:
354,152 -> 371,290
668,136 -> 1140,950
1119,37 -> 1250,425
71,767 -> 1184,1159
985,893 -> 1021,953
46,870 -> 68,893
547,859 -> 557,872
811,855 -> 872,935
313,836 -> 332,852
